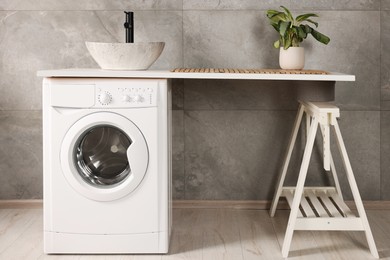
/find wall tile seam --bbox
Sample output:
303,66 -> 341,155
379,0 -> 386,200
181,9 -> 381,12
181,0 -> 185,198
380,9 -> 384,103
181,109 -> 381,112
183,109 -> 299,112
181,2 -> 185,69
0,9 -> 184,12
379,3 -> 389,199
181,0 -> 187,198
0,9 -> 381,12
380,115 -> 383,200
182,104 -> 187,200
380,3 -> 383,200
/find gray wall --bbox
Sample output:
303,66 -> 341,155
0,0 -> 388,200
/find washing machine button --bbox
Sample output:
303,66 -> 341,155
133,95 -> 144,103
98,91 -> 112,105
122,95 -> 131,102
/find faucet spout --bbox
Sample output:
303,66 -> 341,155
124,11 -> 134,43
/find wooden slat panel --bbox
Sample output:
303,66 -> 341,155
329,191 -> 356,218
300,197 -> 316,218
318,191 -> 343,217
306,191 -> 329,217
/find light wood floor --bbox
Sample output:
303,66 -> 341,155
1,208 -> 390,259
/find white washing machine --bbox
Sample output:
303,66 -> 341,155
42,77 -> 172,254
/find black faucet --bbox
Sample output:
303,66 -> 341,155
124,11 -> 134,43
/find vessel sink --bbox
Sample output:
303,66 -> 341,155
85,42 -> 165,70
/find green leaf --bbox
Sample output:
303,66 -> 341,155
302,24 -> 312,34
296,13 -> 319,23
297,26 -> 307,39
310,27 -> 330,45
305,19 -> 318,27
284,34 -> 292,49
279,21 -> 291,37
269,13 -> 288,23
291,27 -> 300,46
266,10 -> 281,17
280,6 -> 294,22
271,22 -> 279,32
273,39 -> 280,48
292,26 -> 299,36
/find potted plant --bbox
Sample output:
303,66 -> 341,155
266,6 -> 330,70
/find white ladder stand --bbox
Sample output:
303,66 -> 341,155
269,101 -> 379,258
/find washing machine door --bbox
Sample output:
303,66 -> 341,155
60,112 -> 149,201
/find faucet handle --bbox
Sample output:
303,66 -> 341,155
124,11 -> 134,43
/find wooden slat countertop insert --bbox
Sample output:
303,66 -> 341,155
171,68 -> 329,75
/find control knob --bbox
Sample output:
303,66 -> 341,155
98,91 -> 112,105
133,95 -> 144,103
122,95 -> 131,102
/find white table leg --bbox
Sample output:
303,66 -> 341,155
270,104 -> 305,217
282,116 -> 319,258
333,120 -> 379,259
306,111 -> 311,139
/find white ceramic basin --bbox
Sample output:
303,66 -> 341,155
85,42 -> 165,70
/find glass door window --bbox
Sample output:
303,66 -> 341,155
74,125 -> 132,187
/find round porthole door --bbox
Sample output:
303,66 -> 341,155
60,112 -> 149,201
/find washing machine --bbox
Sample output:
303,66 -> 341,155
42,77 -> 172,254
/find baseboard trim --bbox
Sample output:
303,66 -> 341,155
172,200 -> 290,210
172,200 -> 390,210
0,199 -> 43,209
1,199 -> 390,210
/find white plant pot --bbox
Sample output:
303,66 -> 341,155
279,47 -> 305,70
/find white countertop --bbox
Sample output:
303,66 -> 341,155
37,69 -> 355,82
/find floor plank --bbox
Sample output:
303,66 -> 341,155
311,231 -> 374,260
200,209 -> 243,260
363,210 -> 390,259
0,209 -> 41,256
237,210 -> 281,260
162,209 -> 202,260
270,210 -> 326,260
0,208 -> 388,259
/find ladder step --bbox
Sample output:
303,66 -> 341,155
306,190 -> 329,217
281,187 -> 357,219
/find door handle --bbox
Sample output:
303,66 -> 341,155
126,138 -> 149,178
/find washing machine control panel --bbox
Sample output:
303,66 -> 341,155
95,82 -> 158,108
